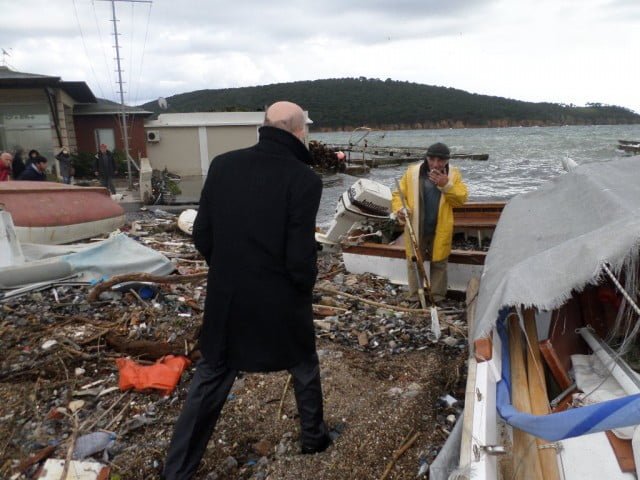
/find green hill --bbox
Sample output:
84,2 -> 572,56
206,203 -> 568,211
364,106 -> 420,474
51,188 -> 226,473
140,77 -> 640,131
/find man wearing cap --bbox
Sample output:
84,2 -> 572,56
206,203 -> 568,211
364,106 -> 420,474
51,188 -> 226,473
392,142 -> 468,303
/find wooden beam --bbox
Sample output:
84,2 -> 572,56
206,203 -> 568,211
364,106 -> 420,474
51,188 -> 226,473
508,314 -> 544,480
524,308 -> 561,480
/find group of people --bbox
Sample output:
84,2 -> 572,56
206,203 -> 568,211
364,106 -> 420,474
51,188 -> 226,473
0,148 -> 49,181
0,144 -> 118,193
160,100 -> 468,480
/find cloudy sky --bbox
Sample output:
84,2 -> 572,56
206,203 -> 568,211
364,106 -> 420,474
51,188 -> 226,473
2,0 -> 639,113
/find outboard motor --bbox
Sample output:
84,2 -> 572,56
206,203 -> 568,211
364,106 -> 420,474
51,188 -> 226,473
316,178 -> 392,252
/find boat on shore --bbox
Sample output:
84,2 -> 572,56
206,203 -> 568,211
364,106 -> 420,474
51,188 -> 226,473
0,181 -> 125,244
341,202 -> 504,293
432,156 -> 640,480
315,178 -> 504,294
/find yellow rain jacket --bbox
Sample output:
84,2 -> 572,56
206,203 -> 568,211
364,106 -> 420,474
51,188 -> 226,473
392,161 -> 468,262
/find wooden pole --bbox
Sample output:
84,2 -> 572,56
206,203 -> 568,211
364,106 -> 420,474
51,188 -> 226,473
508,314 -> 543,480
524,308 -> 561,480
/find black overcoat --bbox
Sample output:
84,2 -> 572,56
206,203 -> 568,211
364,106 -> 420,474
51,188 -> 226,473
193,126 -> 322,372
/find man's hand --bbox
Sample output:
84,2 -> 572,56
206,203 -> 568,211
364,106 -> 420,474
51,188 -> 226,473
428,169 -> 448,187
395,208 -> 410,225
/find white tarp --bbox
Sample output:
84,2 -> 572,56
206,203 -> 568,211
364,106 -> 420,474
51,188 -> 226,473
0,233 -> 175,288
473,156 -> 640,340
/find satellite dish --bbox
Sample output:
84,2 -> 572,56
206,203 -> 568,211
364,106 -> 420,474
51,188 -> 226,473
158,97 -> 168,110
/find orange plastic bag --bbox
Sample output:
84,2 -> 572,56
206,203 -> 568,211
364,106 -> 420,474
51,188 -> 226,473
116,355 -> 191,395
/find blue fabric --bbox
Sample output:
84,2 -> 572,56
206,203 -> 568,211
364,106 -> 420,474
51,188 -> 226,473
495,310 -> 640,442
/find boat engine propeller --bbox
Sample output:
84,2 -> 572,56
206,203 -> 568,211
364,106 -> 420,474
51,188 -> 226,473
316,178 -> 392,253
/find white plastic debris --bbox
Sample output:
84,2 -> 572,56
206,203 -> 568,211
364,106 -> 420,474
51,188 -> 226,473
36,459 -> 108,479
41,340 -> 58,350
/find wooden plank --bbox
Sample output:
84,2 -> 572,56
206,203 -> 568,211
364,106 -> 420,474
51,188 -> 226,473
605,431 -> 636,473
539,339 -> 573,391
524,308 -> 561,480
508,314 -> 544,480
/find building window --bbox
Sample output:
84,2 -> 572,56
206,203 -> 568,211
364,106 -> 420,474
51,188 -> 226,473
95,128 -> 115,151
0,104 -> 53,158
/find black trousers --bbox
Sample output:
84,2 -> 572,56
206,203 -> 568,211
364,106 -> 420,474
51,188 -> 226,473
163,353 -> 328,480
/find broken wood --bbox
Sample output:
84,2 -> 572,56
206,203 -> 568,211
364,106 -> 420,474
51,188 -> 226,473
105,333 -> 187,360
379,430 -> 420,480
16,445 -> 55,473
508,314 -> 543,480
539,339 -> 573,391
316,285 -> 465,336
277,375 -> 292,421
524,308 -> 560,480
87,271 -> 207,303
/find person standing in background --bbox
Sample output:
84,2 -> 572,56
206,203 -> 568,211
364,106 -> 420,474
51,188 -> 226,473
0,152 -> 13,181
17,155 -> 47,181
56,147 -> 74,184
94,144 -> 117,194
11,147 -> 25,179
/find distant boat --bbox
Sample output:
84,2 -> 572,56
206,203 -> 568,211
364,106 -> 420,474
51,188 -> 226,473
451,153 -> 489,161
617,139 -> 640,154
0,181 -> 125,244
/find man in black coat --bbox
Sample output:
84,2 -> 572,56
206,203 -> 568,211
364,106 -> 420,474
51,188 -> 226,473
94,144 -> 117,193
17,155 -> 48,181
163,101 -> 330,480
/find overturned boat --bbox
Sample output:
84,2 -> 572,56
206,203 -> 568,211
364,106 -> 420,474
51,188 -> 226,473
315,178 -> 504,293
0,181 -> 125,244
433,156 -> 640,479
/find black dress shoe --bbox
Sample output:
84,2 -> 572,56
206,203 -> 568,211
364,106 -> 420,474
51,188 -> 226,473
301,434 -> 332,454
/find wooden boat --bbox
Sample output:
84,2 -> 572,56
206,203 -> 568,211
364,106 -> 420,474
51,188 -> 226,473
0,181 -> 125,244
341,202 -> 504,293
431,156 -> 640,480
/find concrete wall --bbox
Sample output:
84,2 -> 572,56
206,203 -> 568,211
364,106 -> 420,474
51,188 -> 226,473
145,124 -> 259,177
145,127 -> 201,176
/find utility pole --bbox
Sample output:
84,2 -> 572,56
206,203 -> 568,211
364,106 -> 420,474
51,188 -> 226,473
98,0 -> 152,190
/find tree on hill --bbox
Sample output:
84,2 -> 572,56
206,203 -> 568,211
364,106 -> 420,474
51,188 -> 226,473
140,78 -> 640,131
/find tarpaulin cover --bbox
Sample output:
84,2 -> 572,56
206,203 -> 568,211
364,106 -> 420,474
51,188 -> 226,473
473,157 -> 640,341
0,233 -> 175,288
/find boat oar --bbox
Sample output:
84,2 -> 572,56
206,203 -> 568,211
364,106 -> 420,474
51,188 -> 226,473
394,179 -> 440,341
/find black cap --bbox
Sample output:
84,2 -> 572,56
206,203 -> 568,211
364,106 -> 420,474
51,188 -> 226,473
426,142 -> 450,159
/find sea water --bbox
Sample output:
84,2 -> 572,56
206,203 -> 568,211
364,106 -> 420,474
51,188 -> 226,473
311,124 -> 640,226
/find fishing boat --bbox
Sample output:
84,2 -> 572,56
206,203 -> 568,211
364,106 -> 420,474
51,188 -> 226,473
0,181 -> 125,244
430,156 -> 640,480
315,178 -> 504,294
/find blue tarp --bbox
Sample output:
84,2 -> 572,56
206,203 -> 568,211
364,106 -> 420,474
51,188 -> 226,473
496,309 -> 640,442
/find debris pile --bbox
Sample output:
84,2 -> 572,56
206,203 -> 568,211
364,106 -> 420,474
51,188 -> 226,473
309,141 -> 346,173
1,210 -> 469,479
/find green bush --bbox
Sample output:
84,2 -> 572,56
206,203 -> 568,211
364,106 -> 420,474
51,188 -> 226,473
74,150 -> 131,179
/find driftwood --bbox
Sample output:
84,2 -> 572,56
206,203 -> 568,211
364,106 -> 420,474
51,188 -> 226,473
105,333 -> 188,360
379,430 -> 420,480
87,271 -> 207,303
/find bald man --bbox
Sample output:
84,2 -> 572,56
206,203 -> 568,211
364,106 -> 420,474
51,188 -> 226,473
163,101 -> 330,480
0,152 -> 12,181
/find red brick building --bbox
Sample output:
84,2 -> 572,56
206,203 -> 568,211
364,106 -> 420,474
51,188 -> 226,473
73,101 -> 153,159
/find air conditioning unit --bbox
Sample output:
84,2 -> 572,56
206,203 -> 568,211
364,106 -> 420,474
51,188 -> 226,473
146,130 -> 161,142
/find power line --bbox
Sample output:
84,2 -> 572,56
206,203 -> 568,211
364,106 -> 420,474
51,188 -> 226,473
91,0 -> 119,100
71,0 -> 106,99
131,1 -> 152,107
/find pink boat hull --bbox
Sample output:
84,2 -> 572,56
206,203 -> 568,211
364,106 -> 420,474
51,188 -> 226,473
0,181 -> 125,244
